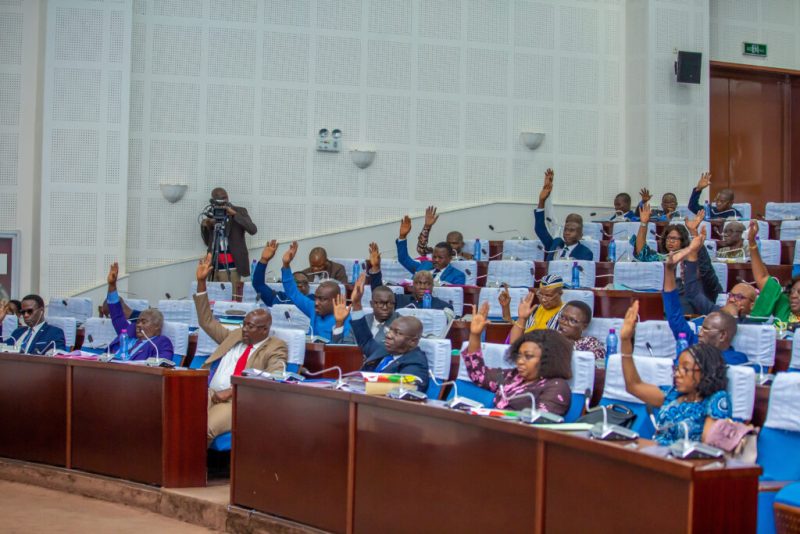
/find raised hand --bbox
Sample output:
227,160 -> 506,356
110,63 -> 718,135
196,253 -> 213,284
685,209 -> 704,236
107,262 -> 119,287
399,215 -> 412,239
696,172 -> 711,191
282,241 -> 298,267
424,206 -> 439,227
498,288 -> 511,309
517,291 -> 536,320
619,300 -> 639,341
538,168 -> 554,208
639,203 -> 651,224
368,242 -> 381,272
260,239 -> 278,263
470,301 -> 490,335
747,219 -> 759,243
351,273 -> 366,309
639,188 -> 652,204
332,294 -> 350,326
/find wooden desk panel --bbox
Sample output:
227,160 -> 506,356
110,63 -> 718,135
594,290 -> 663,320
303,343 -> 363,378
232,379 -> 352,534
0,354 -> 68,466
775,339 -> 791,372
727,263 -> 792,291
781,241 -> 796,265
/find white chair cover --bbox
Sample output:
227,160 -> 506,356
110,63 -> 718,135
612,222 -> 656,240
562,289 -> 594,313
570,350 -> 595,394
704,240 -> 717,259
711,262 -> 728,289
433,286 -> 464,317
732,324 -> 776,368
548,260 -> 595,288
766,202 -> 800,220
270,327 -> 306,365
715,293 -> 728,308
396,308 -> 449,338
585,317 -> 623,342
611,239 -> 657,262
764,372 -> 800,432
162,321 -> 189,357
241,282 -> 258,303
675,205 -> 694,219
791,335 -> 800,370
309,282 -> 347,296
2,315 -> 17,341
779,221 -> 800,241
724,220 -> 768,240
487,260 -> 534,287
603,354 -> 674,404
212,300 -> 258,317
614,262 -> 664,291
380,259 -> 414,284
733,203 -> 752,219
125,299 -> 150,311
451,260 -> 477,285
195,327 -> 220,356
331,258 -> 365,284
502,239 -> 544,261
268,304 -> 311,333
190,281 -> 233,302
742,239 -> 780,266
632,320 -> 676,358
81,317 -> 118,349
457,341 -> 512,380
477,287 -> 530,318
726,365 -> 756,422
582,222 -> 603,241
46,316 -> 77,350
158,299 -> 198,327
418,338 -> 452,381
580,239 -> 600,261
47,297 -> 93,324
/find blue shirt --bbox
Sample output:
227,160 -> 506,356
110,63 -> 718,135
252,260 -> 293,306
654,386 -> 731,445
281,267 -> 349,342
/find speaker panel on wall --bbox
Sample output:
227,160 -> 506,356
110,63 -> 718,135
675,51 -> 701,84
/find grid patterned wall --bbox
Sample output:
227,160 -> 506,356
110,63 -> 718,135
126,0 -> 627,270
40,0 -> 132,297
711,0 -> 800,70
0,1 -> 24,234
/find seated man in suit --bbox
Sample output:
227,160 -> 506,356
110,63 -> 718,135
194,255 -> 288,442
5,294 -> 66,354
534,169 -> 594,260
282,241 -> 351,341
299,246 -> 348,284
688,172 -> 742,220
415,206 -> 474,260
396,216 -> 466,285
252,240 -> 313,306
612,192 -> 637,220
332,278 -> 398,344
333,278 -> 429,391
106,263 -> 173,361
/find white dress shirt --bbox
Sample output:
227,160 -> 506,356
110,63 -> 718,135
209,337 -> 268,391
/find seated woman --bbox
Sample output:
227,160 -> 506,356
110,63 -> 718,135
748,220 -> 800,328
106,263 -> 173,361
556,300 -> 605,361
631,205 -> 722,314
0,299 -> 21,341
619,300 -> 731,446
462,302 -> 572,415
503,274 -> 565,345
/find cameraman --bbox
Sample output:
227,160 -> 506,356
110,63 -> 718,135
200,187 -> 257,283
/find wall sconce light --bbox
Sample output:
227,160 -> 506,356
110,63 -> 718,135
159,183 -> 188,203
350,147 -> 376,169
519,132 -> 545,150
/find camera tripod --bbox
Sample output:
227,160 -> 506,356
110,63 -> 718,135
207,216 -> 232,281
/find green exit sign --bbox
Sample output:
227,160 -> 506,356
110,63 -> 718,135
743,42 -> 767,57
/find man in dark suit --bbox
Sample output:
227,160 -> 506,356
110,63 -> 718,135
200,187 -> 257,284
396,216 -> 466,285
6,294 -> 66,354
332,284 -> 398,344
333,278 -> 429,391
534,168 -> 594,261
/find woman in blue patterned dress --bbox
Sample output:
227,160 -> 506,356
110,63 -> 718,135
618,300 -> 731,445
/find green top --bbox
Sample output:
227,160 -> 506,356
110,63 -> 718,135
750,277 -> 795,323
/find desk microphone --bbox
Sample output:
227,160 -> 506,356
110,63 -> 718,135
488,225 -> 526,240
40,340 -> 57,356
302,366 -> 346,389
507,392 -> 564,424
430,373 -> 484,410
142,332 -> 170,367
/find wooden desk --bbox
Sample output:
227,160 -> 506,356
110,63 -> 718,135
476,261 -> 488,286
753,384 -> 771,428
486,322 -> 512,343
781,240 -> 796,265
767,219 -> 782,240
447,321 -> 469,354
303,343 -> 363,378
775,339 -> 792,373
594,290 -> 663,321
231,380 -> 760,534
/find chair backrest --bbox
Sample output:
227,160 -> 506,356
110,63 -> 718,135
548,260 -> 595,288
433,286 -> 464,317
477,287 -> 530,319
47,297 -> 93,324
715,293 -> 728,308
157,299 -> 198,327
602,353 -> 674,404
675,205 -> 694,219
612,222 -> 656,240
487,260 -> 534,287
585,317 -> 623,340
396,308 -> 449,338
195,327 -> 220,356
569,350 -> 595,394
759,373 -> 800,482
379,259 -> 414,284
268,304 -> 311,333
125,298 -> 150,311
46,316 -> 77,350
711,262 -> 728,289
791,335 -> 800,370
331,258 -> 365,284
733,203 -> 751,219
502,239 -> 544,261
81,317 -> 118,350
610,239 -> 657,262
582,222 -> 603,241
742,239 -> 780,266
613,262 -> 664,291
418,338 -> 452,381
726,365 -> 756,422
732,324 -> 776,368
309,282 -> 347,297
580,239 -> 600,261
632,320 -> 676,358
765,372 -> 800,433
270,327 -> 306,365
457,341 -> 511,380
190,281 -> 233,302
161,321 -> 189,356
766,202 -> 800,220
2,315 -> 17,341
463,239 -> 485,257
450,260 -> 477,285
212,300 -> 258,317
779,220 -> 800,241
562,289 -> 594,313
241,282 -> 258,303
704,240 -> 717,259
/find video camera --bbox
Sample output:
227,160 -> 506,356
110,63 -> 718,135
202,197 -> 229,223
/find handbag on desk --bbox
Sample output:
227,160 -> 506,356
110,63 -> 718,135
704,418 -> 758,463
577,404 -> 636,428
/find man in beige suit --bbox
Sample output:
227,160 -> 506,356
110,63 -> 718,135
194,255 -> 288,442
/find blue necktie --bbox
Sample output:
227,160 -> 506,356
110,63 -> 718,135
20,328 -> 33,353
375,355 -> 394,372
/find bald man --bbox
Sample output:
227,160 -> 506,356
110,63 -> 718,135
688,172 -> 742,220
200,187 -> 257,283
717,221 -> 748,260
194,256 -> 287,442
300,246 -> 348,284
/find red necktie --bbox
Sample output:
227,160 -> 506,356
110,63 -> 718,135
232,344 -> 254,377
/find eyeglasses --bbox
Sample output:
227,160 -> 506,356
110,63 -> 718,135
665,236 -> 683,242
674,365 -> 700,375
558,315 -> 584,327
20,308 -> 39,316
729,293 -> 754,303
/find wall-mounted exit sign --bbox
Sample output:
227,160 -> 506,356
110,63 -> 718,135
743,42 -> 767,57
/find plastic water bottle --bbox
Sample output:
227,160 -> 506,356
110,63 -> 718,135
351,260 -> 361,283
793,263 -> 800,279
473,239 -> 482,261
422,290 -> 432,309
605,328 -> 619,359
608,238 -> 616,263
571,261 -> 581,289
676,332 -> 689,361
756,236 -> 762,255
119,332 -> 130,360
704,200 -> 711,221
